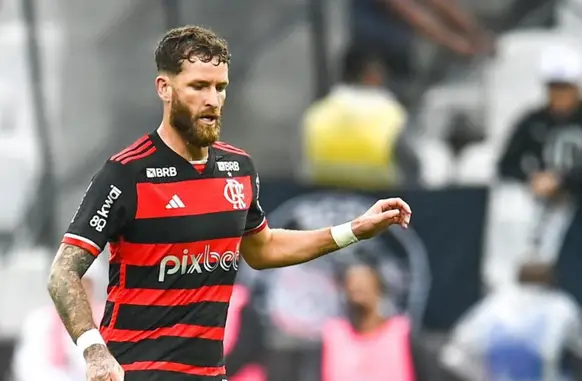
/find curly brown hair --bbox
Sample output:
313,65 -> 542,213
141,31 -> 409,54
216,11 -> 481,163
154,25 -> 231,74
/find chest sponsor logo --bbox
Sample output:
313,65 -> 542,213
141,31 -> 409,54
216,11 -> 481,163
217,161 -> 240,172
89,185 -> 122,232
158,245 -> 240,282
146,167 -> 177,178
224,178 -> 247,210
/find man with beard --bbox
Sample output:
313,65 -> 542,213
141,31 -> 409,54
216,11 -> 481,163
46,25 -> 412,381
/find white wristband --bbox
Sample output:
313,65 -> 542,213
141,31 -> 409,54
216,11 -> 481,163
77,329 -> 106,353
331,222 -> 359,248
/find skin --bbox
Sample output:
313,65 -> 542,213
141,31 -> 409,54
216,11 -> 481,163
47,52 -> 412,381
344,265 -> 386,333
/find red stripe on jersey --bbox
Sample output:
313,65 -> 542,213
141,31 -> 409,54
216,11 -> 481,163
244,217 -> 268,236
114,140 -> 154,162
104,323 -> 224,343
120,145 -> 157,164
110,135 -> 150,161
112,237 -> 241,266
61,234 -> 101,256
213,141 -> 249,156
122,361 -> 225,377
135,176 -> 253,219
108,285 -> 233,306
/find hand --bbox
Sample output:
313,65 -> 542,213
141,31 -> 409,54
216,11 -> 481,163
472,30 -> 496,56
447,37 -> 478,58
85,344 -> 124,381
530,171 -> 561,198
351,198 -> 412,240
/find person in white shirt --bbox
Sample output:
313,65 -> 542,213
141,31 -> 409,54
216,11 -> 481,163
11,260 -> 106,381
441,262 -> 582,381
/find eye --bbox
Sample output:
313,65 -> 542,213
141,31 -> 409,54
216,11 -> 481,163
216,85 -> 227,92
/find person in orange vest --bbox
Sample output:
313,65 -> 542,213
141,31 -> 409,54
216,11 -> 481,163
224,284 -> 266,381
322,263 -> 416,381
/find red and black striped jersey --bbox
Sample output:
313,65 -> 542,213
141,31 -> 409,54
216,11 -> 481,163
62,131 -> 267,381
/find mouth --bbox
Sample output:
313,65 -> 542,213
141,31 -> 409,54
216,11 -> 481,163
199,115 -> 218,124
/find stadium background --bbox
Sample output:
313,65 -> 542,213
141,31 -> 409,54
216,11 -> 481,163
1,0 -> 582,380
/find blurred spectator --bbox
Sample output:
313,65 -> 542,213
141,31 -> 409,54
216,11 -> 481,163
321,263 -> 415,381
441,262 -> 582,381
349,0 -> 494,83
302,46 -> 420,189
10,261 -> 105,381
498,46 -> 582,261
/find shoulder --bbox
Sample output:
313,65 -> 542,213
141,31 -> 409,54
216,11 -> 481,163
515,106 -> 549,126
322,318 -> 351,333
213,141 -> 251,158
213,141 -> 256,171
105,134 -> 158,177
547,290 -> 579,316
109,134 -> 157,166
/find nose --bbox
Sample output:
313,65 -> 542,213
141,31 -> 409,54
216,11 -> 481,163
204,88 -> 220,109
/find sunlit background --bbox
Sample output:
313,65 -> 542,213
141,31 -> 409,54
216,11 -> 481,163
2,0 -> 582,380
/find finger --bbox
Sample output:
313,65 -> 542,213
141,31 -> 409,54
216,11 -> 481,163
381,209 -> 400,221
396,199 -> 412,214
379,198 -> 412,214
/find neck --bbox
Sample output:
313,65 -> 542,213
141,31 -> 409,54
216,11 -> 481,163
350,308 -> 385,333
158,119 -> 208,161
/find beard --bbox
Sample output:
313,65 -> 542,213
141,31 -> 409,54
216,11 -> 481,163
169,95 -> 222,147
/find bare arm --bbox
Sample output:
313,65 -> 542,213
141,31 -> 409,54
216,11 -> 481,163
241,227 -> 338,270
47,243 -> 98,342
426,0 -> 482,36
241,198 -> 411,270
379,0 -> 472,54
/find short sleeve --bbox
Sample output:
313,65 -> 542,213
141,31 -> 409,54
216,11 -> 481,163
243,159 -> 267,236
61,160 -> 136,256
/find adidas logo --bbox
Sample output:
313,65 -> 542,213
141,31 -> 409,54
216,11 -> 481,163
166,194 -> 185,209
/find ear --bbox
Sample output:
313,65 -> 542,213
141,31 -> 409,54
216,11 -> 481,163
155,75 -> 172,103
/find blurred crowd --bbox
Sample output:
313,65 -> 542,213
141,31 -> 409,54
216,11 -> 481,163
2,0 -> 582,381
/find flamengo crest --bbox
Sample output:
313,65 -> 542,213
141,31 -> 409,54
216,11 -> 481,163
224,178 -> 246,210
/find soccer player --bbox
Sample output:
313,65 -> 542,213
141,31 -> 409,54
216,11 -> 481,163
46,25 -> 412,381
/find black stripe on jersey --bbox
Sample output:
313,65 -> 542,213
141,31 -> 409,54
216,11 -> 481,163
125,265 -> 237,290
114,301 -> 228,331
124,371 -> 222,381
125,211 -> 247,243
110,335 -> 224,368
101,301 -> 114,327
109,263 -> 120,287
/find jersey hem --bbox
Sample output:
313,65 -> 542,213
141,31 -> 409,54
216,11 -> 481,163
243,218 -> 268,236
62,233 -> 102,256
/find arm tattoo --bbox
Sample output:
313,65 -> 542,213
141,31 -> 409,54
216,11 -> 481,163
47,243 -> 98,342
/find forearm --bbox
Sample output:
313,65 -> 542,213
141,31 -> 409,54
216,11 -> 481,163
428,0 -> 481,35
244,228 -> 338,270
47,244 -> 98,342
383,0 -> 464,48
